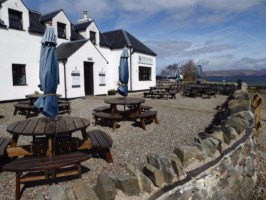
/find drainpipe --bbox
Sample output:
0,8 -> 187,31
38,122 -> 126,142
130,47 -> 133,92
62,59 -> 68,99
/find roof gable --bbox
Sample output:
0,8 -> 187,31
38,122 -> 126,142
57,39 -> 89,60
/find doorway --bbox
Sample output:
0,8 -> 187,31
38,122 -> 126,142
84,62 -> 94,95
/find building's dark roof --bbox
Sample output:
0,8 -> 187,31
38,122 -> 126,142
57,39 -> 89,60
39,9 -> 62,23
73,21 -> 93,32
28,10 -> 46,34
0,18 -> 6,27
102,29 -> 156,56
70,24 -> 85,41
99,33 -> 111,47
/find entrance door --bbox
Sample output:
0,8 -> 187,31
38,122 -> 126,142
84,62 -> 94,95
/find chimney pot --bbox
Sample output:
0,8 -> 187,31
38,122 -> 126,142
83,11 -> 87,20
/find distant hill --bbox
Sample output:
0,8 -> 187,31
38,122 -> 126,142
204,69 -> 266,77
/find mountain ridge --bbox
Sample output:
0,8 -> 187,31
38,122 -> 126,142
204,69 -> 266,77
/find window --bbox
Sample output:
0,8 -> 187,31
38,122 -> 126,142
90,31 -> 96,44
139,66 -> 151,81
57,22 -> 66,39
8,9 -> 23,30
12,64 -> 26,85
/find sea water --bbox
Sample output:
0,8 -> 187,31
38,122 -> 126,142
205,75 -> 266,86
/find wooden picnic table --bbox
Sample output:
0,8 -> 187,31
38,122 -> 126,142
104,97 -> 145,115
6,116 -> 91,157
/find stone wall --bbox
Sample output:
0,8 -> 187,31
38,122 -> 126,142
36,84 -> 263,200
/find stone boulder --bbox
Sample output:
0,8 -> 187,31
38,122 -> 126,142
49,185 -> 67,200
223,117 -> 249,135
166,153 -> 184,177
126,163 -> 153,193
143,164 -> 164,187
231,110 -> 254,123
146,153 -> 175,184
94,175 -> 116,200
109,175 -> 140,196
228,99 -> 250,115
233,90 -> 249,100
174,145 -> 204,167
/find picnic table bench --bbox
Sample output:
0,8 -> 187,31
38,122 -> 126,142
0,137 -> 11,164
2,151 -> 90,200
143,92 -> 176,99
87,130 -> 113,163
135,111 -> 159,130
13,103 -> 38,118
93,112 -> 123,132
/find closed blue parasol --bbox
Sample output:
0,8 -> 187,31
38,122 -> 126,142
34,26 -> 59,117
117,47 -> 129,96
197,65 -> 202,84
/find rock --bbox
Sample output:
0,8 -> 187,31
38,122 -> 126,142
109,175 -> 140,196
72,180 -> 99,200
193,138 -> 214,157
174,145 -> 203,167
146,153 -> 175,184
166,153 -> 184,177
233,90 -> 250,100
126,163 -> 153,193
223,117 -> 249,135
49,185 -> 67,200
232,110 -> 254,123
94,175 -> 116,200
204,137 -> 222,153
35,192 -> 46,200
228,99 -> 250,115
143,164 -> 164,187
65,187 -> 76,200
212,130 -> 225,143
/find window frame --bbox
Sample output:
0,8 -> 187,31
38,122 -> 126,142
90,31 -> 96,45
139,66 -> 152,81
8,9 -> 23,30
12,64 -> 27,86
57,22 -> 66,39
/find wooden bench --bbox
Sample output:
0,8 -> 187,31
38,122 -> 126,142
135,111 -> 159,130
58,103 -> 71,115
204,90 -> 216,98
0,137 -> 11,165
87,130 -> 113,163
93,106 -> 111,113
127,104 -> 153,112
182,88 -> 198,98
2,151 -> 90,200
93,112 -> 123,132
13,103 -> 38,118
143,92 -> 176,99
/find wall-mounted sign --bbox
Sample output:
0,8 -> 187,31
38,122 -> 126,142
99,71 -> 106,86
71,70 -> 80,88
138,55 -> 153,65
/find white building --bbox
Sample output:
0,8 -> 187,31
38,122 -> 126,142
0,0 -> 157,101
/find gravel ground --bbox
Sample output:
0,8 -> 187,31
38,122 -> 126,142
0,92 -> 264,200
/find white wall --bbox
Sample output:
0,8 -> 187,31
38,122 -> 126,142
52,11 -> 71,41
60,40 -> 108,98
131,52 -> 156,91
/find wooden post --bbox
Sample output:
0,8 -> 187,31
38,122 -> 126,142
252,93 -> 264,137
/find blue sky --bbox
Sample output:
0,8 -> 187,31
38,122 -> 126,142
22,0 -> 266,73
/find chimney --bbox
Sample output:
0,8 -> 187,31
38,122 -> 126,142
83,11 -> 87,20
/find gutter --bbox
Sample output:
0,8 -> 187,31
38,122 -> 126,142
62,59 -> 68,99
